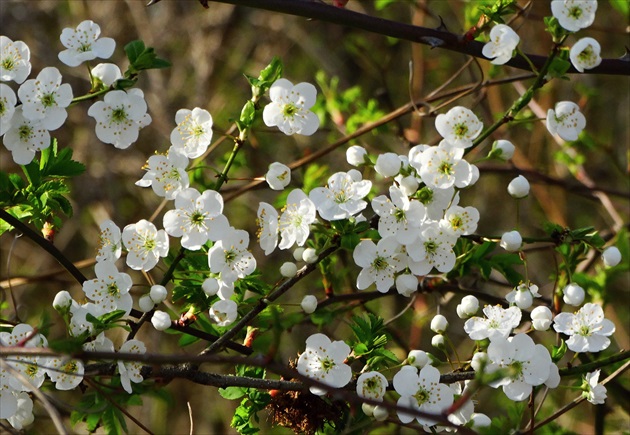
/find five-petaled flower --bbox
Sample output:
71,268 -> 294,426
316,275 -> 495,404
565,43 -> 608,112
553,303 -> 615,353
208,228 -> 256,284
310,171 -> 372,221
2,107 -> 51,164
18,66 -> 73,130
170,107 -> 214,158
354,236 -> 405,292
582,370 -> 607,405
551,0 -> 598,32
262,78 -> 319,136
58,20 -> 115,67
482,24 -> 520,65
82,260 -> 133,314
122,219 -> 169,272
570,37 -> 602,73
0,36 -> 31,84
297,333 -> 352,396
434,106 -> 483,149
546,101 -> 586,142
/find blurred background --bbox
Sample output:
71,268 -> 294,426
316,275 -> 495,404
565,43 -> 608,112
1,0 -> 628,433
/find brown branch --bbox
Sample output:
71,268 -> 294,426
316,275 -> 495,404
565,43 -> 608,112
201,0 -> 630,76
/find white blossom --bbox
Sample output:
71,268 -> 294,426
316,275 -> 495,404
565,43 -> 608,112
18,66 -> 72,130
570,37 -> 602,73
507,175 -> 530,198
406,222 -> 458,275
280,261 -> 298,277
301,295 -> 318,314
602,246 -> 621,267
491,139 -> 515,160
87,88 -> 151,149
163,187 -> 229,250
531,306 -> 553,331
151,310 -> 172,331
393,365 -> 454,427
96,219 -> 122,262
45,357 -> 84,390
117,340 -> 146,394
374,152 -> 402,177
256,202 -> 279,255
122,219 -> 169,272
150,285 -> 168,304
136,148 -> 190,200
0,36 -> 31,84
6,391 -> 34,429
372,185 -> 427,245
434,107 -> 482,149
395,273 -> 418,297
279,189 -> 316,249
302,248 -> 318,263
563,282 -> 585,306
2,107 -> 50,165
82,260 -> 133,315
583,370 -> 607,404
209,300 -> 239,326
506,282 -> 541,310
263,78 -> 319,135
353,236 -> 405,292
208,228 -> 256,284
482,24 -> 520,65
553,303 -> 615,352
356,371 -> 388,401
265,162 -> 291,190
346,145 -> 368,166
413,141 -> 474,189
297,333 -> 352,395
551,0 -> 597,32
546,101 -> 586,142
58,20 -> 115,67
464,305 -> 522,341
500,230 -> 522,252
430,314 -> 449,333
310,172 -> 371,221
407,350 -> 429,368
440,205 -> 479,236
170,107 -> 213,158
457,295 -> 479,319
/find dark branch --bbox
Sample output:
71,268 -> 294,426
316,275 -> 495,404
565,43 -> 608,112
203,0 -> 630,76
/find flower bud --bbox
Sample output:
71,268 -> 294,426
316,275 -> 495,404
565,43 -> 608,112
280,262 -> 298,278
563,282 -> 585,306
149,285 -> 167,304
373,405 -> 388,422
395,273 -> 418,297
602,246 -> 621,267
293,247 -> 305,262
514,289 -> 534,309
301,295 -> 318,314
407,350 -> 429,368
431,334 -> 446,349
471,413 -> 492,428
138,294 -> 155,312
265,162 -> 291,190
471,352 -> 488,372
361,403 -> 374,417
397,175 -> 419,196
346,145 -> 368,166
202,277 -> 219,296
374,153 -> 401,177
531,306 -> 553,331
91,63 -> 122,87
456,295 -> 479,318
151,310 -> 171,331
302,248 -> 318,264
491,139 -> 515,160
500,230 -> 522,252
508,175 -> 530,198
430,314 -> 449,333
52,290 -> 73,312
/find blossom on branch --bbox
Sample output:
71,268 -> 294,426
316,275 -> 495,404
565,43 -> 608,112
434,106 -> 482,149
2,107 -> 50,165
0,36 -> 31,84
170,107 -> 214,158
482,24 -> 520,65
18,66 -> 73,130
551,0 -> 598,32
58,20 -> 115,67
135,148 -> 190,200
546,101 -> 586,142
297,333 -> 352,396
570,37 -> 602,73
553,303 -> 615,352
263,78 -> 319,136
122,220 -> 169,272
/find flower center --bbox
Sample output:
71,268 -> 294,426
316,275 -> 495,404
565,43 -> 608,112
190,211 -> 205,226
143,238 -> 156,251
41,93 -> 56,108
579,325 -> 592,336
111,107 -> 128,123
394,208 -> 406,223
454,123 -> 469,138
283,103 -> 298,118
18,124 -> 33,140
438,161 -> 453,176
26,364 -> 39,378
568,6 -> 583,19
79,43 -> 92,53
319,356 -> 335,373
509,360 -> 524,379
0,99 -> 6,115
416,186 -> 434,204
225,249 -> 237,263
413,387 -> 430,406
192,124 -> 205,137
372,256 -> 389,271
425,240 -> 437,254
2,56 -> 15,71
64,360 -> 78,373
107,282 -> 120,297
450,216 -> 463,230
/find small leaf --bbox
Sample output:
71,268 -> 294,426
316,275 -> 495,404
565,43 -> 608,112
219,386 -> 247,400
124,40 -> 146,64
551,339 -> 568,363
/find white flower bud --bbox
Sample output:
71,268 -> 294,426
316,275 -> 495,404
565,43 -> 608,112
471,352 -> 488,372
456,295 -> 479,319
301,295 -> 318,314
373,405 -> 388,422
531,306 -> 553,331
430,314 -> 449,333
602,246 -> 621,267
302,248 -> 318,264
491,139 -> 515,160
202,277 -> 219,296
346,145 -> 368,166
361,403 -> 375,417
149,285 -> 168,304
407,350 -> 429,368
397,175 -> 419,196
431,334 -> 445,349
563,282 -> 585,306
138,294 -> 155,312
265,162 -> 291,190
151,310 -> 171,331
91,63 -> 122,87
471,413 -> 492,428
395,273 -> 418,297
500,230 -> 522,252
374,153 -> 401,177
293,247 -> 305,262
280,262 -> 298,278
347,168 -> 362,182
508,175 -> 530,198
514,289 -> 533,309
52,290 -> 73,312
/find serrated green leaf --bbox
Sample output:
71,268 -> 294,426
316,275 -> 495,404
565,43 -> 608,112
124,40 -> 146,64
219,386 -> 247,400
102,407 -> 121,435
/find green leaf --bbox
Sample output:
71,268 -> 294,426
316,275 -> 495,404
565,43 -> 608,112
124,40 -> 146,64
552,340 -> 568,363
258,56 -> 283,85
610,0 -> 629,16
239,100 -> 256,128
219,386 -> 247,400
